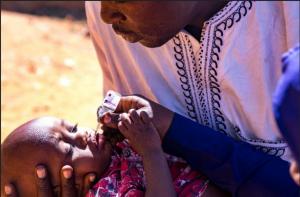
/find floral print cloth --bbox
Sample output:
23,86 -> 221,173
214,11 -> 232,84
86,141 -> 208,197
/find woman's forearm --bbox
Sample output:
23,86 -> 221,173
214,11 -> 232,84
162,113 -> 300,196
143,150 -> 176,197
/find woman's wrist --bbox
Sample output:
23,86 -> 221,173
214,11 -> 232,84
141,147 -> 164,159
150,101 -> 174,140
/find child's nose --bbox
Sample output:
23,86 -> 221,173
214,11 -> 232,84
73,130 -> 88,149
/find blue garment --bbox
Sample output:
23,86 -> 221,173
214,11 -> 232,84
273,44 -> 300,165
162,113 -> 300,196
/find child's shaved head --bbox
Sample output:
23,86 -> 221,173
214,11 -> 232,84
2,119 -> 55,195
1,116 -> 112,196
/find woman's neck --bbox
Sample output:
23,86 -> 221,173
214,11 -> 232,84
186,1 -> 228,40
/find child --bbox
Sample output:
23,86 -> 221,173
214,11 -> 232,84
2,115 -> 227,196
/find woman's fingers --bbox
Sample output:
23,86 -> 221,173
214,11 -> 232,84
101,95 -> 173,140
115,96 -> 152,114
101,112 -> 120,129
119,113 -> 131,129
60,165 -> 77,197
101,96 -> 153,128
290,161 -> 300,185
81,173 -> 96,196
140,110 -> 151,124
118,121 -> 128,137
35,165 -> 54,197
129,109 -> 139,124
4,183 -> 18,197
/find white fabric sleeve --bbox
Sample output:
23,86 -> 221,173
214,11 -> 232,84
282,1 -> 300,49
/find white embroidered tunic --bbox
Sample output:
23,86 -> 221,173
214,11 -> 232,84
85,1 -> 299,161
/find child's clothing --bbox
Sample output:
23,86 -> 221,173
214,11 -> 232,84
86,141 -> 209,197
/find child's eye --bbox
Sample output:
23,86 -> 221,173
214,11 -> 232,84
69,123 -> 78,133
65,144 -> 74,157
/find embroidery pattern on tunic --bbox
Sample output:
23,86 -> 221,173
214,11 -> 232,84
173,1 -> 288,157
173,1 -> 252,133
184,34 -> 208,126
173,35 -> 198,122
234,126 -> 287,157
207,1 -> 253,134
215,2 -> 288,157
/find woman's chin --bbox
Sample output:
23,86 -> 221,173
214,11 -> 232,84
139,37 -> 170,48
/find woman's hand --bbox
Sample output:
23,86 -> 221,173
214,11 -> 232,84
101,95 -> 174,140
4,165 -> 95,197
290,160 -> 300,186
118,109 -> 163,157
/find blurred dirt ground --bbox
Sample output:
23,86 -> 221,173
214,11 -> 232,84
1,10 -> 103,142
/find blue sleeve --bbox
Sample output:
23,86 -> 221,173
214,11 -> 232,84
162,113 -> 300,196
273,44 -> 300,165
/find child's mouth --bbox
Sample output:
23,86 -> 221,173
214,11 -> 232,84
86,130 -> 106,151
95,132 -> 106,149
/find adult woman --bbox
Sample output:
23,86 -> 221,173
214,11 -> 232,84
4,1 -> 300,196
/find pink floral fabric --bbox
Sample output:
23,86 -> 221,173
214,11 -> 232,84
86,141 -> 208,197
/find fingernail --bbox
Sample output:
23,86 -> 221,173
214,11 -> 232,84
104,114 -> 111,123
89,174 -> 96,182
63,168 -> 73,179
36,166 -> 46,178
4,185 -> 12,195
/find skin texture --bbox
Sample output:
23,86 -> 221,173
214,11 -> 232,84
104,96 -> 230,197
102,95 -> 174,140
100,1 -> 228,47
1,117 -> 112,196
4,2 -> 230,195
290,161 -> 300,186
3,96 -> 229,197
118,109 -> 176,197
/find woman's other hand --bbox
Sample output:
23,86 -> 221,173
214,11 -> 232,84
118,109 -> 162,156
290,161 -> 300,186
101,95 -> 174,140
4,165 -> 95,197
